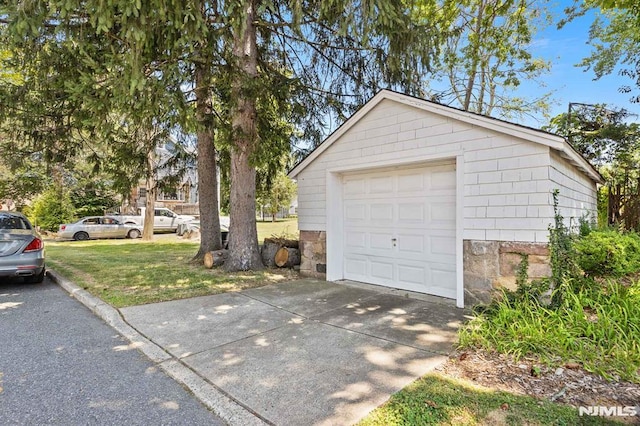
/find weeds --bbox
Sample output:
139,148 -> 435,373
460,190 -> 640,383
461,277 -> 640,382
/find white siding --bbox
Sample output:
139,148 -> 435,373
549,151 -> 598,230
296,99 -> 595,243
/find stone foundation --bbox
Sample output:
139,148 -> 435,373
464,240 -> 550,304
299,230 -> 327,278
298,231 -> 550,306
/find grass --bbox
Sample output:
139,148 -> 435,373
45,238 -> 296,308
256,217 -> 298,243
359,373 -> 620,426
459,278 -> 640,383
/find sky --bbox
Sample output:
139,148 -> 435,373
516,1 -> 640,128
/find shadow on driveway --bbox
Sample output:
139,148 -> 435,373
120,279 -> 468,425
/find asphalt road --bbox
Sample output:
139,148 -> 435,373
0,277 -> 225,426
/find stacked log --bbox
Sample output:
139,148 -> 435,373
204,238 -> 301,269
261,237 -> 301,269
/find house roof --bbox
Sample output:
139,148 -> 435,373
288,89 -> 604,184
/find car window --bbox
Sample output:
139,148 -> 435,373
83,218 -> 100,225
101,217 -> 119,225
0,214 -> 31,230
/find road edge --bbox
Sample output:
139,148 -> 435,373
46,269 -> 267,426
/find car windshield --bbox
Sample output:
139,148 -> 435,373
0,214 -> 32,230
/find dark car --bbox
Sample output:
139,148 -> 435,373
0,212 -> 45,283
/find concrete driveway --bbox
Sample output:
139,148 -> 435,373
120,279 -> 466,425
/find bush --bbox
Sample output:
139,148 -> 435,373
26,186 -> 75,232
575,230 -> 640,277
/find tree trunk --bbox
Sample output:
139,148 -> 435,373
225,0 -> 263,271
463,0 -> 485,111
142,149 -> 156,241
192,54 -> 222,262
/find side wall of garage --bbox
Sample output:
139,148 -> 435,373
550,151 -> 598,225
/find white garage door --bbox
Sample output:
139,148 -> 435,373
342,162 -> 457,299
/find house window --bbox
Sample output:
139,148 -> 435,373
167,190 -> 178,201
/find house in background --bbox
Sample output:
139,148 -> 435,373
130,141 -> 215,216
1,199 -> 16,211
289,90 -> 603,308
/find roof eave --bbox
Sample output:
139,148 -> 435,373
289,90 -> 604,185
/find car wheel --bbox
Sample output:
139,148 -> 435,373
127,229 -> 141,239
74,231 -> 89,241
24,268 -> 45,284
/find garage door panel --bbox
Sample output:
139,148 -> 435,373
343,163 -> 456,299
397,234 -> 424,254
397,173 -> 425,192
369,176 -> 394,194
370,261 -> 394,282
397,264 -> 427,291
345,203 -> 367,221
345,231 -> 367,249
398,203 -> 425,222
370,203 -> 394,221
431,236 -> 456,256
344,178 -> 366,196
430,202 -> 456,221
429,265 -> 457,299
345,256 -> 367,278
430,169 -> 456,190
370,233 -> 394,250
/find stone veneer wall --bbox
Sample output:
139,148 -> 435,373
298,232 -> 551,305
463,240 -> 551,304
299,231 -> 327,278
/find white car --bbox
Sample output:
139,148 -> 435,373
116,208 -> 195,233
177,220 -> 229,245
58,216 -> 142,241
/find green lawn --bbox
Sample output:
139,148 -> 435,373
46,238 -> 296,308
46,218 -> 299,308
359,373 -> 621,426
256,217 -> 298,243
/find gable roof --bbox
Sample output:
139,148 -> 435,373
289,89 -> 603,184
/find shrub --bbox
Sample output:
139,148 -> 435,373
25,186 -> 75,232
575,230 -> 640,277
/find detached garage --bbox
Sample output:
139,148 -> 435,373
289,90 -> 602,308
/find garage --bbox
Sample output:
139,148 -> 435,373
290,89 -> 602,307
342,163 -> 457,298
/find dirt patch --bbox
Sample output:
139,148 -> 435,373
435,349 -> 640,423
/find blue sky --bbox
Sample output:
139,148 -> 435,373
518,2 -> 640,127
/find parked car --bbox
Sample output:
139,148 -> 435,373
58,216 -> 142,241
177,220 -> 230,245
0,211 -> 45,283
115,207 -> 196,233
